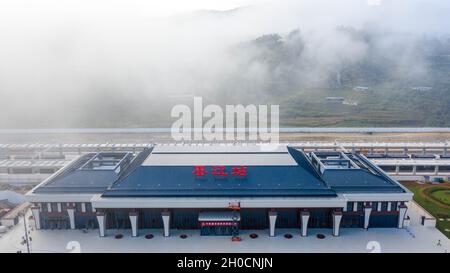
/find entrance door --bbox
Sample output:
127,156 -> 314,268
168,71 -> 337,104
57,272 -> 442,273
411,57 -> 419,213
308,209 -> 332,228
342,214 -> 363,228
200,225 -> 235,236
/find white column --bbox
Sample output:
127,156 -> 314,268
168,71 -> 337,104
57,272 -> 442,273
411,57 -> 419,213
364,205 -> 372,229
81,203 -> 86,213
162,211 -> 170,237
353,202 -> 358,212
387,202 -> 392,211
57,203 -> 62,213
96,212 -> 106,237
377,202 -> 382,212
129,211 -> 138,237
31,206 -> 41,230
300,210 -> 310,237
398,205 -> 408,228
67,206 -> 75,229
47,203 -> 52,212
332,210 -> 343,236
268,211 -> 277,237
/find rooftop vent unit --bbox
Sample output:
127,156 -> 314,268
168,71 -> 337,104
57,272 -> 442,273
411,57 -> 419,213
309,151 -> 360,174
79,152 -> 133,174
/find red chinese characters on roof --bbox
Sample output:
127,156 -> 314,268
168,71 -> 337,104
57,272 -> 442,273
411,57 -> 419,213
192,166 -> 247,177
192,166 -> 208,176
231,166 -> 247,177
212,166 -> 227,176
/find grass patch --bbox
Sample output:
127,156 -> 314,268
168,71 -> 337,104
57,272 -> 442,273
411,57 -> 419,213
428,188 -> 450,206
401,181 -> 450,239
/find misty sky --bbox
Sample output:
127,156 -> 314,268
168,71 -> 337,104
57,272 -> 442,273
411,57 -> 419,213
0,0 -> 449,128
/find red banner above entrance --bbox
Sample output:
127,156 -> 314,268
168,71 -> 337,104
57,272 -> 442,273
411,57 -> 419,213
200,221 -> 239,227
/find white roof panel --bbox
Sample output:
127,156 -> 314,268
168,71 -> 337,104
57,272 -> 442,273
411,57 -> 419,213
142,153 -> 297,166
152,144 -> 288,153
143,144 -> 297,166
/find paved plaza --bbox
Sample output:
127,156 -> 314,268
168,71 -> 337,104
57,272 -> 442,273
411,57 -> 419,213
1,212 -> 449,253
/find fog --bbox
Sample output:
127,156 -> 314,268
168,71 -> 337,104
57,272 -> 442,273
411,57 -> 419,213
0,0 -> 449,128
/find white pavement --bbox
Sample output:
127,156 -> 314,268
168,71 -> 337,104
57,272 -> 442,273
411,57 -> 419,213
1,217 -> 449,253
1,206 -> 450,253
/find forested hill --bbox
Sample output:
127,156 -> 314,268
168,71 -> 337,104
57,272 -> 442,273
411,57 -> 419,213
211,27 -> 450,127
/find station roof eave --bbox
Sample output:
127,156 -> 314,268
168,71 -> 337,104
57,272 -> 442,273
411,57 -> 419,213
90,195 -> 348,209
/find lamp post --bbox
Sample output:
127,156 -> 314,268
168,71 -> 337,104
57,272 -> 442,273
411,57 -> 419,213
21,212 -> 30,253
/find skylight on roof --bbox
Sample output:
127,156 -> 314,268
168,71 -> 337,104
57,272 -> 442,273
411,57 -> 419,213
309,151 -> 360,173
80,152 -> 132,171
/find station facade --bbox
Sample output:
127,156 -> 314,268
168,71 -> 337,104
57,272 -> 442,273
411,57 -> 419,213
26,145 -> 412,238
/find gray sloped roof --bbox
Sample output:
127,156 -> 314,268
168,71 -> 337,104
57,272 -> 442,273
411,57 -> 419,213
33,153 -> 124,194
31,145 -> 406,196
102,147 -> 336,197
102,165 -> 336,197
321,169 -> 405,193
34,170 -> 119,194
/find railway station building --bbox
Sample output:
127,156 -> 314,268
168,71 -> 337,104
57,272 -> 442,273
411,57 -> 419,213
26,145 -> 413,238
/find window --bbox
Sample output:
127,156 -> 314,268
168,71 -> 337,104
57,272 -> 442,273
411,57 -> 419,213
347,202 -> 354,212
85,203 -> 93,213
380,165 -> 396,172
416,165 -> 435,173
371,202 -> 378,210
399,166 -> 413,173
39,168 -> 56,174
11,168 -> 32,174
75,203 -> 82,212
391,202 -> 398,211
357,202 -> 364,212
41,203 -> 48,212
438,165 -> 450,172
51,203 -> 58,212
